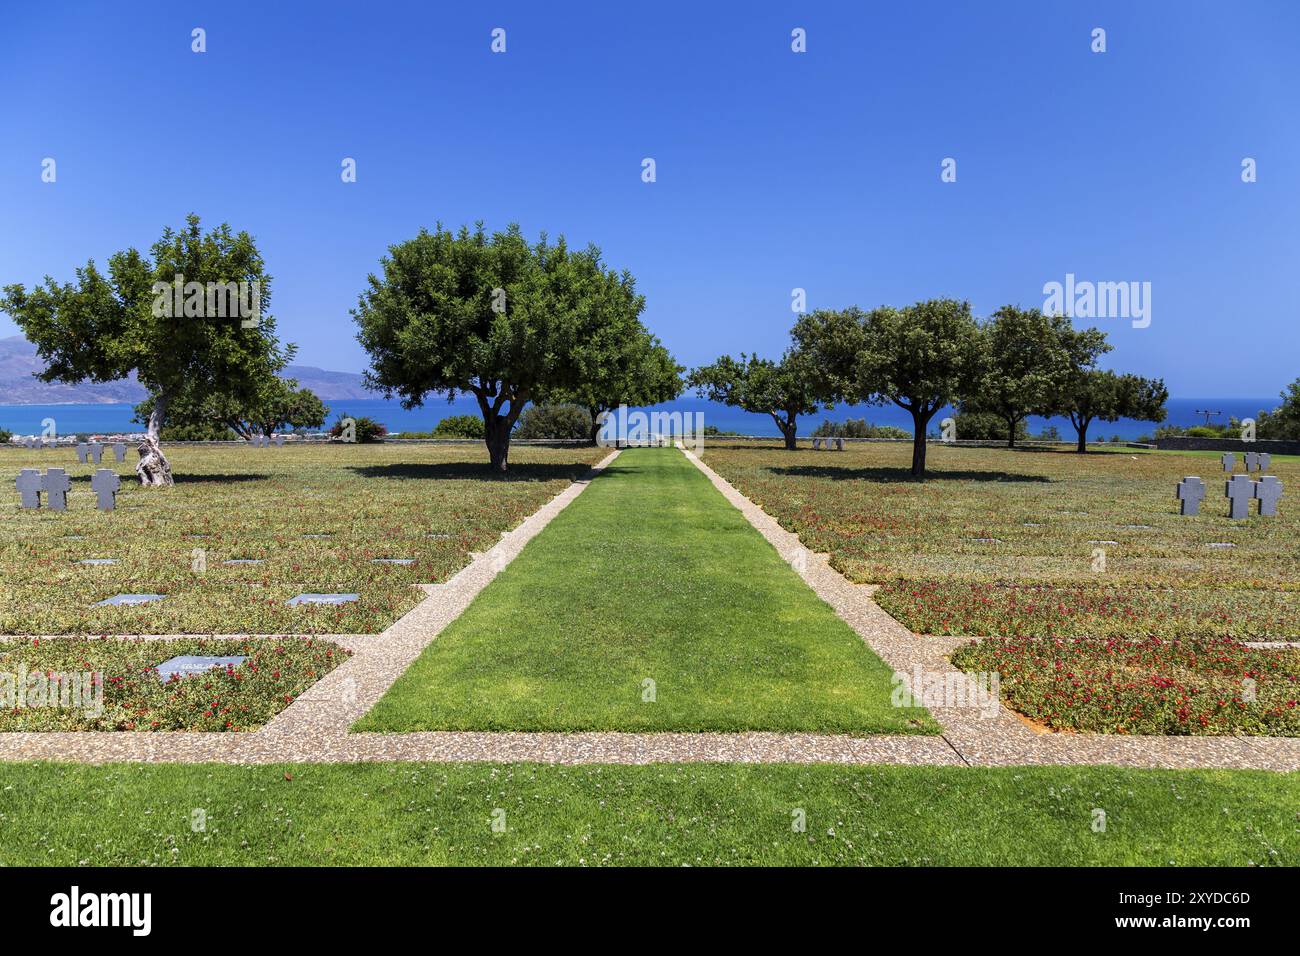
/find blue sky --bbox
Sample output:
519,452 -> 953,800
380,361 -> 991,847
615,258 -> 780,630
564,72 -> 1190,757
2,1 -> 1297,398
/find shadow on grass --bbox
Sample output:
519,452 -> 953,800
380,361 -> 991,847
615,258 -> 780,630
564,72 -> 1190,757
769,465 -> 1052,483
348,462 -> 605,482
170,473 -> 268,485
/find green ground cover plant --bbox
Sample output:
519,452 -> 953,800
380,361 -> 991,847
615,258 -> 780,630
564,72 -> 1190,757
0,636 -> 346,731
0,762 -> 1292,866
877,581 -> 1298,640
702,441 -> 1300,638
951,637 -> 1300,735
0,442 -> 607,634
357,448 -> 933,733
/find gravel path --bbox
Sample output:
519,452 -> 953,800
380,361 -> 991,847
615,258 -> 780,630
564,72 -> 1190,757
1,445 -> 1296,771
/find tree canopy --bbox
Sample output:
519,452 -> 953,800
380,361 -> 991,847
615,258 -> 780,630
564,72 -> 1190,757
687,349 -> 825,449
0,214 -> 293,484
964,306 -> 1069,447
353,223 -> 659,470
1059,369 -> 1168,451
1256,379 -> 1300,441
797,300 -> 981,475
543,325 -> 682,444
134,376 -> 327,440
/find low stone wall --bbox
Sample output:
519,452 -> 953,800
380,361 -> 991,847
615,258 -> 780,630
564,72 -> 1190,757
1156,437 -> 1300,455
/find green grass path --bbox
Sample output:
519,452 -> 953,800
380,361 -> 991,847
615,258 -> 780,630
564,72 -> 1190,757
2,762 -> 1292,865
357,448 -> 934,733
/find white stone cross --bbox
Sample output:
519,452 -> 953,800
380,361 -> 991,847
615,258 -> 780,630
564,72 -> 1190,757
91,469 -> 121,511
1225,474 -> 1254,519
1176,476 -> 1206,515
16,469 -> 42,508
1255,475 -> 1283,517
42,468 -> 71,511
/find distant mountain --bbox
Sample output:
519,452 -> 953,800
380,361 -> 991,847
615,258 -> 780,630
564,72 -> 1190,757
281,364 -> 377,401
0,335 -> 377,403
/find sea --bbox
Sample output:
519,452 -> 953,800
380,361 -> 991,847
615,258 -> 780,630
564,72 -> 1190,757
0,396 -> 1277,441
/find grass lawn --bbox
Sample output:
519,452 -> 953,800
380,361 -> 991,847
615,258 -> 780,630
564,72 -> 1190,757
356,447 -> 933,734
0,761 -> 1293,865
0,636 -> 347,731
0,442 -> 606,634
702,440 -> 1300,639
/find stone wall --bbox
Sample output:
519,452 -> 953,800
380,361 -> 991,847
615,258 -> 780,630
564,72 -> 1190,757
1156,436 -> 1300,455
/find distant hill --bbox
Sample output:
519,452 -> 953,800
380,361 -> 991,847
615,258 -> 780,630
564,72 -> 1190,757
0,335 -> 377,403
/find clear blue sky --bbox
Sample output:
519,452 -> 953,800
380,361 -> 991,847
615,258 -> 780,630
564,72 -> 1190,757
2,1 -> 1297,398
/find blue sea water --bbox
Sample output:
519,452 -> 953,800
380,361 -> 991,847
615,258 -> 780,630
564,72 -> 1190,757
0,396 -> 1278,441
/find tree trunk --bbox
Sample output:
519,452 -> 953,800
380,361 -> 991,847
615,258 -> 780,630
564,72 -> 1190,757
137,393 -> 174,487
781,418 -> 798,450
475,386 -> 527,473
485,416 -> 512,472
910,408 -> 928,477
588,407 -> 604,446
1076,419 -> 1090,453
1007,417 -> 1017,448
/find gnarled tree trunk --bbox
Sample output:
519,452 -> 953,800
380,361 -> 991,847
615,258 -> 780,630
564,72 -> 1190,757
476,385 -> 527,473
137,392 -> 174,487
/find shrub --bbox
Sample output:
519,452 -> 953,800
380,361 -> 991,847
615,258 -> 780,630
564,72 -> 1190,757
0,428 -> 12,443
329,412 -> 387,443
430,415 -> 486,439
950,412 -> 1027,442
812,418 -> 910,439
161,423 -> 240,441
513,404 -> 591,440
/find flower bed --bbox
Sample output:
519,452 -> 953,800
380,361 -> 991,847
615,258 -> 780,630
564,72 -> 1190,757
0,637 -> 349,731
877,580 -> 1298,640
951,636 -> 1300,735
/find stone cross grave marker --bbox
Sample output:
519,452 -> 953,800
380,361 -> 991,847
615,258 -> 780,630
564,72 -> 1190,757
1221,452 -> 1236,473
1255,475 -> 1283,517
42,468 -> 71,511
273,435 -> 285,447
1177,476 -> 1206,516
91,469 -> 121,510
812,437 -> 823,450
1258,452 -> 1271,471
75,443 -> 90,464
1225,474 -> 1254,519
1245,451 -> 1260,472
88,442 -> 104,464
112,442 -> 126,462
16,469 -> 42,508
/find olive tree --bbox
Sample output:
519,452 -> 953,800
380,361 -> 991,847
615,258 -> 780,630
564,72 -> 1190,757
353,223 -> 649,471
687,349 -> 825,449
0,215 -> 292,485
965,306 -> 1069,447
796,301 -> 982,476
